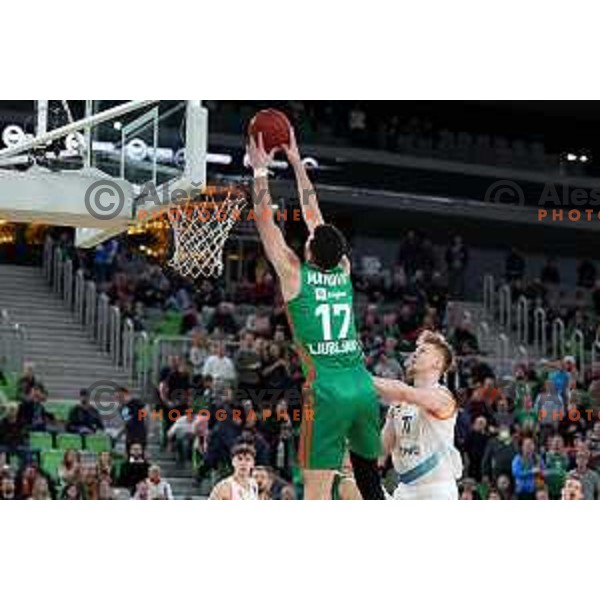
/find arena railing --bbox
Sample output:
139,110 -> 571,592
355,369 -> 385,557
551,318 -> 565,359
476,321 -> 490,353
498,284 -> 512,333
42,237 -> 149,390
496,333 -> 510,377
0,310 -> 26,375
571,329 -> 585,384
592,334 -> 600,371
483,274 -> 495,319
516,296 -> 529,345
533,307 -> 547,358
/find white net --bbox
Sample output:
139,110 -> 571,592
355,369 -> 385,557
167,194 -> 247,279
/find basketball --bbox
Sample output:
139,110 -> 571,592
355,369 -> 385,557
247,109 -> 291,154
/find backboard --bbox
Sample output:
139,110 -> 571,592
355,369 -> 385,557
0,100 -> 208,248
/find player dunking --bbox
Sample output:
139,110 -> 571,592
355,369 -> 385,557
246,130 -> 384,500
374,331 -> 463,499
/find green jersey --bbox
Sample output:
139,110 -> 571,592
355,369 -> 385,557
286,261 -> 381,471
286,262 -> 363,374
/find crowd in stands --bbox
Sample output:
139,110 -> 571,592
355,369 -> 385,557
503,248 -> 600,349
3,225 -> 600,500
210,101 -> 554,171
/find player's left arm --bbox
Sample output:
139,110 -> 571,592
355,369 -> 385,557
283,128 -> 351,275
373,377 -> 456,419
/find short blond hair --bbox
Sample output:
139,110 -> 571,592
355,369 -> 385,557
417,330 -> 454,373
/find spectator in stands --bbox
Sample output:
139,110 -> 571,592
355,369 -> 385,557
397,230 -> 421,277
543,434 -> 569,500
146,465 -> 173,500
577,259 -> 597,289
512,437 -> 544,500
17,362 -> 38,401
568,448 -> 600,500
495,474 -> 513,500
58,449 -> 81,488
159,356 -> 191,444
196,406 -> 244,484
544,357 -> 575,406
118,387 -> 147,452
490,397 -> 515,432
482,426 -> 517,484
372,349 -> 403,381
30,475 -> 51,500
133,479 -> 150,500
188,331 -> 208,385
202,340 -> 236,386
61,482 -> 83,500
97,451 -> 115,482
80,463 -> 99,500
558,398 -> 587,448
253,465 -> 273,500
167,410 -> 197,465
450,318 -> 479,356
67,388 -> 104,434
445,235 -> 469,298
0,402 -> 25,457
261,343 -> 291,393
1,476 -> 15,500
505,247 -> 526,282
464,416 -> 489,481
118,442 -> 149,492
98,478 -> 114,500
280,484 -> 297,500
534,380 -> 563,441
207,302 -> 239,337
588,421 -> 600,472
561,473 -> 584,500
514,394 -> 538,435
17,384 -> 53,433
235,332 -> 262,394
540,257 -> 560,286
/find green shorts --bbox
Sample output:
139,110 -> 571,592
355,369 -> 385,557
299,366 -> 382,470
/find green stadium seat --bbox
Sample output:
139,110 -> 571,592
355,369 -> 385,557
46,400 -> 76,422
85,433 -> 111,453
40,450 -> 64,481
29,431 -> 54,451
56,433 -> 83,450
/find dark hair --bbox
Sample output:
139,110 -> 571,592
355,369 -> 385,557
309,224 -> 349,271
231,443 -> 256,459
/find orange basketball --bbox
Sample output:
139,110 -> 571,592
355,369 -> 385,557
247,109 -> 291,154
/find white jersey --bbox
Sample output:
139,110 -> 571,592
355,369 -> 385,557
389,384 -> 462,500
210,476 -> 259,500
229,476 -> 259,501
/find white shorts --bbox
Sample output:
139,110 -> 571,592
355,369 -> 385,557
392,480 -> 458,500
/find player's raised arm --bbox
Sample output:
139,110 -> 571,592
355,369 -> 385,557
247,134 -> 299,287
283,128 -> 351,274
373,376 -> 455,419
282,127 -> 324,234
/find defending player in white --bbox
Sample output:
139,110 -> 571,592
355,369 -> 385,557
373,331 -> 463,500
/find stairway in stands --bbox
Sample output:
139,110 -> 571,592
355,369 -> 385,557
0,263 -> 202,498
450,299 -> 532,377
0,264 -> 132,398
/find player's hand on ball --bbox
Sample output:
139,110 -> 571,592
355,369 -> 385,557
246,132 -> 274,171
282,127 -> 301,167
